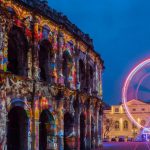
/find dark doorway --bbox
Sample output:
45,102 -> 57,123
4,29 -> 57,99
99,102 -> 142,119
79,59 -> 85,90
64,112 -> 74,150
8,26 -> 28,76
7,106 -> 28,150
39,40 -> 52,82
80,113 -> 86,150
39,110 -> 55,150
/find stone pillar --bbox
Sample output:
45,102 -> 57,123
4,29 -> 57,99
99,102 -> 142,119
95,108 -> 99,148
98,105 -> 103,148
50,30 -> 58,84
74,97 -> 80,150
57,101 -> 64,150
75,56 -> 80,90
57,31 -> 64,85
35,119 -> 39,150
86,108 -> 91,150
0,16 -> 8,72
50,53 -> 57,84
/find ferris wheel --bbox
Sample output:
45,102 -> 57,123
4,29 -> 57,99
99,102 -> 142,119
122,58 -> 150,130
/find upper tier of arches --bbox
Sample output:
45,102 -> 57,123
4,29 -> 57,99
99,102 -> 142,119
0,2 -> 104,97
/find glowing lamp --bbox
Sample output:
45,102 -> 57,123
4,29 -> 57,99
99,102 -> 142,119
41,97 -> 48,108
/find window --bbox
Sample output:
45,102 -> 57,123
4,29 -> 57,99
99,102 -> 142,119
132,108 -> 136,111
132,123 -> 137,129
115,121 -> 120,130
141,120 -> 146,126
115,108 -> 119,113
123,120 -> 128,130
142,108 -> 145,111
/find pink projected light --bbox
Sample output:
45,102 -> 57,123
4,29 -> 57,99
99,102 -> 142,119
135,73 -> 150,100
122,58 -> 150,129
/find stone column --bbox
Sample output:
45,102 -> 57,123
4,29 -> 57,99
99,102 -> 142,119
57,101 -> 64,150
51,30 -> 58,84
75,52 -> 80,90
95,107 -> 99,148
86,101 -> 91,150
57,31 -> 64,85
98,104 -> 103,148
74,96 -> 80,150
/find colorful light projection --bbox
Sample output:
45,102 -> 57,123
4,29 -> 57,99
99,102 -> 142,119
122,58 -> 150,129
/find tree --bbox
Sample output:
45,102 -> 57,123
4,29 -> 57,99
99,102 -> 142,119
103,115 -> 114,139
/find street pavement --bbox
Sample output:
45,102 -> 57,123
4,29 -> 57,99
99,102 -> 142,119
102,142 -> 150,150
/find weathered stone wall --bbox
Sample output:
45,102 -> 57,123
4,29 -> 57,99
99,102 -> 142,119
0,1 -> 104,149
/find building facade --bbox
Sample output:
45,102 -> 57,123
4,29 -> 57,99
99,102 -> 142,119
0,0 -> 104,150
103,99 -> 150,141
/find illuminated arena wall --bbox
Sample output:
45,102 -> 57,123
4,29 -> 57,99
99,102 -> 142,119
0,0 -> 104,150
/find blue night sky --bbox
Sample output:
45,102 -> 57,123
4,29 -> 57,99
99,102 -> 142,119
48,0 -> 150,105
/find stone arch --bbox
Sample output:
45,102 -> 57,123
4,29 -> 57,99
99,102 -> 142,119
79,59 -> 86,90
64,112 -> 75,150
6,6 -> 16,16
7,105 -> 29,150
80,112 -> 86,150
39,39 -> 52,82
8,25 -> 28,76
39,109 -> 56,150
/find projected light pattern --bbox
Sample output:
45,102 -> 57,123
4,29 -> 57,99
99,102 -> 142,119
122,58 -> 150,129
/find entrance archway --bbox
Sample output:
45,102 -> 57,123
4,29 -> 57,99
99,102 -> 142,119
64,112 -> 74,150
7,106 -> 29,150
39,109 -> 56,150
80,113 -> 86,150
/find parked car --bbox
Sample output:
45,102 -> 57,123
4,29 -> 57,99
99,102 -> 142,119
103,138 -> 109,142
127,137 -> 133,142
118,136 -> 125,142
111,138 -> 116,142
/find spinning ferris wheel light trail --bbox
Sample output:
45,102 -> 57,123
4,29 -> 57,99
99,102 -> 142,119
122,58 -> 150,130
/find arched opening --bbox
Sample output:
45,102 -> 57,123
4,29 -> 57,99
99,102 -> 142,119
7,106 -> 28,150
79,59 -> 85,90
115,121 -> 120,130
39,40 -> 52,82
8,26 -> 28,76
39,109 -> 56,150
64,112 -> 75,150
91,117 -> 95,149
123,120 -> 128,130
80,113 -> 86,150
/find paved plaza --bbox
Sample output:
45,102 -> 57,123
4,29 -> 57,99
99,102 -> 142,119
102,142 -> 150,150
